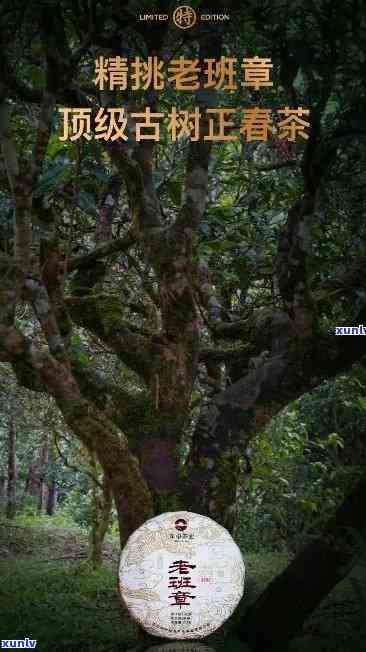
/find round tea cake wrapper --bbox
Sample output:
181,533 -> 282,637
119,511 -> 245,639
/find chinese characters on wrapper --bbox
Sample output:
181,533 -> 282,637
169,559 -> 197,608
58,56 -> 310,143
119,511 -> 245,639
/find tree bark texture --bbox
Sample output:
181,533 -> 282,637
89,455 -> 113,567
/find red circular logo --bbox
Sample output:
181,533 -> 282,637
175,518 -> 188,531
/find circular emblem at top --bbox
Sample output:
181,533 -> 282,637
173,6 -> 197,29
119,511 -> 245,640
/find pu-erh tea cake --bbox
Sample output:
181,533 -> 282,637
119,511 -> 245,639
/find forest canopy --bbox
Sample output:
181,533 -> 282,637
1,1 -> 366,650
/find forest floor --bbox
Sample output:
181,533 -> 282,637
0,519 -> 365,652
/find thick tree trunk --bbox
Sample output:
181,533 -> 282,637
184,300 -> 366,527
276,196 -> 316,338
0,320 -> 154,544
237,474 -> 366,651
184,350 -> 290,526
6,415 -> 17,519
57,396 -> 153,545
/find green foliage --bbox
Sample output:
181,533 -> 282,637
154,492 -> 184,514
0,520 -> 289,651
237,370 -> 366,553
1,5 -> 366,649
61,486 -> 103,529
1,520 -> 365,652
14,506 -> 86,534
33,158 -> 72,199
0,558 -> 135,651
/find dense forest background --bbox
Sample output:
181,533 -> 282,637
1,0 -> 366,650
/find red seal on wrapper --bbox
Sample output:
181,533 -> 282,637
119,511 -> 245,639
